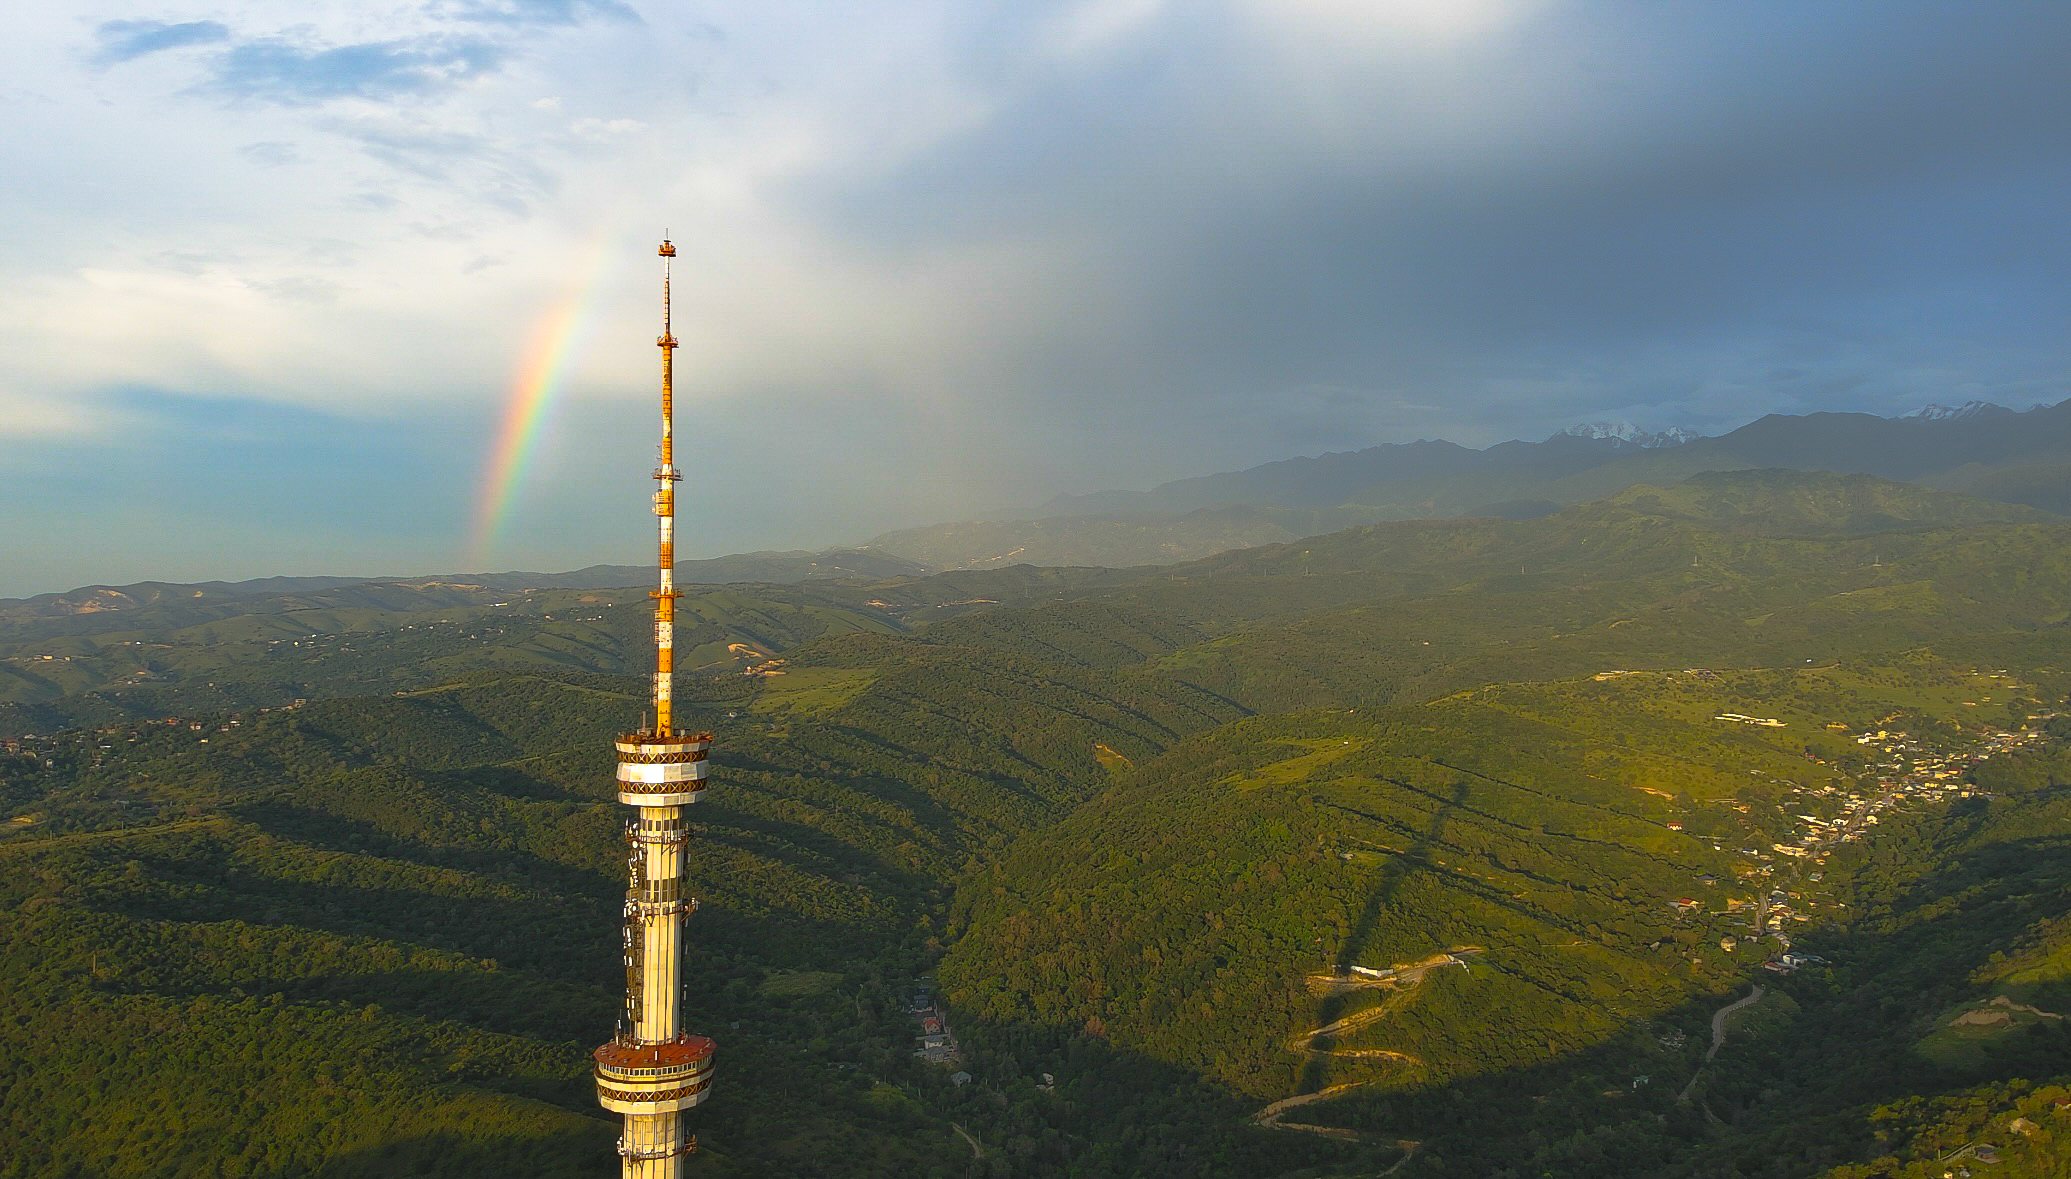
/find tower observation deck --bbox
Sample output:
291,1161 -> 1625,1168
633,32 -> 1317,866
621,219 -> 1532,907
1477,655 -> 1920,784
595,237 -> 715,1174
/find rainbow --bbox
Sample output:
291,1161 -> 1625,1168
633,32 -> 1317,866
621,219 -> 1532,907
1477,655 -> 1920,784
470,243 -> 622,564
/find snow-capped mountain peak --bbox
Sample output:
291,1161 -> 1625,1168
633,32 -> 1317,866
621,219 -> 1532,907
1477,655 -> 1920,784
1558,421 -> 1701,448
1902,400 -> 2006,422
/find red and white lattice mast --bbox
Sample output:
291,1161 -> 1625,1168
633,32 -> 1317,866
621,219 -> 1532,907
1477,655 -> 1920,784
593,236 -> 715,1174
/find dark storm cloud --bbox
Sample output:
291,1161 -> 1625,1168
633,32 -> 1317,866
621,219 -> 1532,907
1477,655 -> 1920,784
91,18 -> 229,65
202,35 -> 506,105
23,1 -> 2071,596
809,2 -> 2071,452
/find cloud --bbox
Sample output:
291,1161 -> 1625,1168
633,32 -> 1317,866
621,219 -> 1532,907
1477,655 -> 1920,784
91,19 -> 230,66
0,389 -> 115,439
249,275 -> 340,304
203,35 -> 506,105
237,140 -> 300,166
859,3 -> 2071,447
569,115 -> 642,139
332,117 -> 554,212
10,1 -> 2071,592
78,10 -> 577,212
431,0 -> 638,27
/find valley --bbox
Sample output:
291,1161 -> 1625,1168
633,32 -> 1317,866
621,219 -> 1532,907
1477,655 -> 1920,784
3,470 -> 2071,1176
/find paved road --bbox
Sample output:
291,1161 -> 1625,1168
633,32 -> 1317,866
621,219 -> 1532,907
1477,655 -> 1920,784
1678,985 -> 1766,1103
1706,985 -> 1767,1061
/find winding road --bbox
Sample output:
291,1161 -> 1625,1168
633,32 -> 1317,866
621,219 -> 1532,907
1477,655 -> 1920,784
1253,1085 -> 1367,1139
1678,985 -> 1766,1103
951,1123 -> 983,1159
1257,947 -> 1481,1145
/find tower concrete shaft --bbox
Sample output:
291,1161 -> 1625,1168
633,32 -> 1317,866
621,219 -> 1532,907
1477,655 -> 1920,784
596,238 -> 714,1176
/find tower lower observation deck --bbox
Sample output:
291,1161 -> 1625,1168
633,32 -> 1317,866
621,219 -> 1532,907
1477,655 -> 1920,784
595,1036 -> 715,1164
598,730 -> 713,1173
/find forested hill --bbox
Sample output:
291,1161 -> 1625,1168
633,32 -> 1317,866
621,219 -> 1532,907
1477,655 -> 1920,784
0,549 -> 929,633
4,469 -> 2071,1176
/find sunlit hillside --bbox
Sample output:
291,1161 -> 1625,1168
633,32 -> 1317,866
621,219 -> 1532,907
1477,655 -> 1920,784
4,471 -> 2071,1177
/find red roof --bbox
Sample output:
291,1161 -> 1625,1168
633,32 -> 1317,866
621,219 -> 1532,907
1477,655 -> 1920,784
594,1036 -> 716,1070
619,731 -> 715,746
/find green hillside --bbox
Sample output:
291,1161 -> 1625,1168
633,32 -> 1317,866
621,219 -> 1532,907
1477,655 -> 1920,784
0,583 -> 907,734
857,510 -> 1305,571
1596,470 -> 2052,535
4,470 -> 2071,1176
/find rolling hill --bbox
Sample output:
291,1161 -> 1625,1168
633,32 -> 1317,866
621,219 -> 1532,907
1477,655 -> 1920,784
3,469 -> 2070,1176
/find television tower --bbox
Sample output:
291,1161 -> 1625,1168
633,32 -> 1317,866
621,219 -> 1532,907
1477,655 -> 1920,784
594,236 -> 715,1174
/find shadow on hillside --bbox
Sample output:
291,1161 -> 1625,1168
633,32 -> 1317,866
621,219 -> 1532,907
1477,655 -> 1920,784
255,1128 -> 614,1179
43,808 -> 2071,1178
234,780 -> 929,971
723,733 -> 1052,831
713,803 -> 944,880
103,963 -> 616,1046
106,855 -> 608,976
1299,825 -> 2071,1178
728,731 -> 973,833
104,829 -> 907,993
447,762 -> 588,801
937,807 -> 2071,1178
928,1017 -> 1372,1178
1298,777 -> 1468,1097
232,798 -> 614,894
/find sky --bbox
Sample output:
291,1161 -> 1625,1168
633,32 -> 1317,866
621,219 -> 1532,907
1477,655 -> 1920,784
4,1 -> 2070,595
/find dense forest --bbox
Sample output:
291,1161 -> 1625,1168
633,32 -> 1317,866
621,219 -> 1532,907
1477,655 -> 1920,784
4,470 -> 2071,1176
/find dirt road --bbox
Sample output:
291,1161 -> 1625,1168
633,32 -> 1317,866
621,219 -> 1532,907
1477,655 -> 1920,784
1253,1085 -> 1367,1139
951,1123 -> 982,1159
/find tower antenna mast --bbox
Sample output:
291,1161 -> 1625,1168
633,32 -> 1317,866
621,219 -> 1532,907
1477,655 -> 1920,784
655,236 -> 679,734
593,235 -> 716,1175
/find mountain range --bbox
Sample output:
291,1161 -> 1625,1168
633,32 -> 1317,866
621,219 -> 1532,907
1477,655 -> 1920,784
855,398 -> 2071,569
10,398 -> 2071,613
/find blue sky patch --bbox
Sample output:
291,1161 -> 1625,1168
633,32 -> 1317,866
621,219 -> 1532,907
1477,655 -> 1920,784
204,35 -> 506,105
92,19 -> 230,66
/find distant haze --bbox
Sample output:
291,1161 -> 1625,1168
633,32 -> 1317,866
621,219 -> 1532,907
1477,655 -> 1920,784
5,2 -> 2070,595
